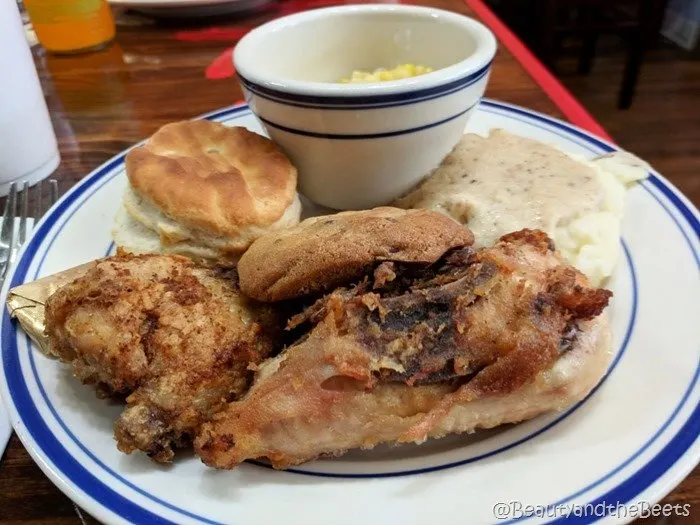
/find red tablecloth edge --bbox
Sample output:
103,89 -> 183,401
464,0 -> 613,142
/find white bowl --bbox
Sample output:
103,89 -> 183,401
234,5 -> 496,210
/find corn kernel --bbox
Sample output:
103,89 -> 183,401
339,63 -> 433,83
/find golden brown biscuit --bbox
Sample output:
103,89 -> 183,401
238,207 -> 474,301
121,121 -> 300,259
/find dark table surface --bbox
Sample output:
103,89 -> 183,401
0,1 -> 697,524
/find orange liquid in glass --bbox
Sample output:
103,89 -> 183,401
23,0 -> 115,54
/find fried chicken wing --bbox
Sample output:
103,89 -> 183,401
45,254 -> 280,462
195,230 -> 612,469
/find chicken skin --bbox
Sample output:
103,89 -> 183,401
45,253 -> 280,462
195,230 -> 612,469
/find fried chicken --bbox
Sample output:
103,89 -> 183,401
45,253 -> 280,462
195,229 -> 612,469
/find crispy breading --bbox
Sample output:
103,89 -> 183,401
237,207 -> 474,301
195,230 -> 611,469
45,253 -> 280,462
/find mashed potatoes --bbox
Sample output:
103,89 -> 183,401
394,130 -> 649,286
555,151 -> 647,284
340,64 -> 433,83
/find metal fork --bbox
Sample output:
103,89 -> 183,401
0,179 -> 59,286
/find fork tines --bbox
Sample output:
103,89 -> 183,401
0,179 -> 59,282
0,183 -> 18,281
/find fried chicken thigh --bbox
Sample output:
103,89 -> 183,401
195,230 -> 612,469
45,254 -> 279,462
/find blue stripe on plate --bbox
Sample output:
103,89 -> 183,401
238,62 -> 491,110
30,113 -> 639,484
1,175 -> 189,525
1,106 -> 253,525
644,177 -> 700,269
546,366 -> 700,525
251,239 -> 639,479
2,101 -> 698,524
480,100 -> 700,269
258,102 -> 476,139
477,101 -> 700,524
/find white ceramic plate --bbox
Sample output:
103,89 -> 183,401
109,0 -> 273,18
1,100 -> 698,525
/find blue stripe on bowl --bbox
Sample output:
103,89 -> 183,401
257,101 -> 476,139
28,119 -> 638,483
238,61 -> 491,110
1,101 -> 698,525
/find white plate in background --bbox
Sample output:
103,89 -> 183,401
109,0 -> 273,18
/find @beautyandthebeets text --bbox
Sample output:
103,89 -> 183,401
492,500 -> 692,520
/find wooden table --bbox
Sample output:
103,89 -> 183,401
0,1 -> 697,523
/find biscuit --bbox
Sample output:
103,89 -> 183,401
116,121 -> 301,260
112,205 -> 222,262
